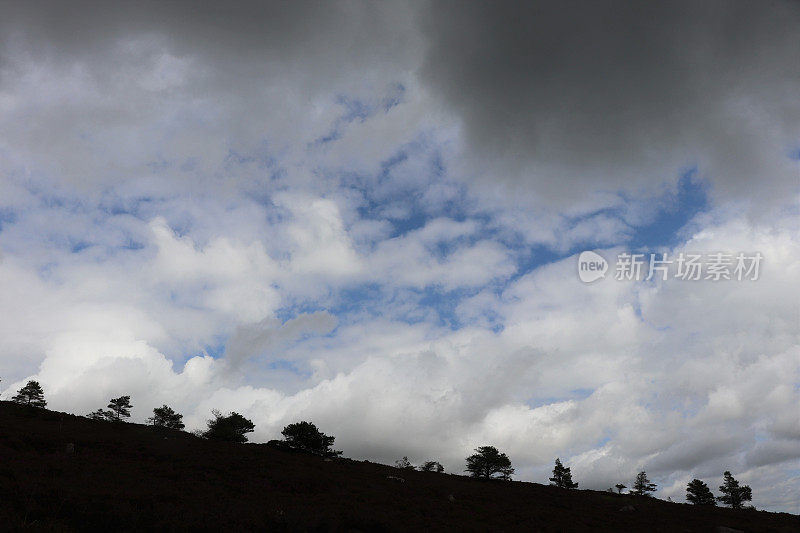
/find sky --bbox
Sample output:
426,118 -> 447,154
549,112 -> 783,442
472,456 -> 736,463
1,0 -> 798,512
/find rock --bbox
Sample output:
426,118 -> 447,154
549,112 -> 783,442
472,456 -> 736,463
619,505 -> 636,512
386,475 -> 405,483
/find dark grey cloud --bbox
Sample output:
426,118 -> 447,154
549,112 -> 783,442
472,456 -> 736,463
0,1 -> 417,68
2,1 -> 797,208
419,0 -> 800,206
0,0 -> 421,121
745,439 -> 800,468
647,429 -> 747,474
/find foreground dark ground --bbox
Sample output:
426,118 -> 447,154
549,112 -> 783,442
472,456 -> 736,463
0,402 -> 797,532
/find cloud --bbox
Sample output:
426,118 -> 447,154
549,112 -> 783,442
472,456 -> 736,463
277,194 -> 365,280
2,200 -> 798,511
224,311 -> 338,371
369,219 -> 517,290
0,0 -> 424,191
0,0 -> 798,514
149,217 -> 282,323
419,0 -> 800,208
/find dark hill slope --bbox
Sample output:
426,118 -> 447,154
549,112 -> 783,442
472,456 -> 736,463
0,402 -> 797,532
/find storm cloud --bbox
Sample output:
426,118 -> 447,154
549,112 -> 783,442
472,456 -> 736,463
420,1 -> 800,206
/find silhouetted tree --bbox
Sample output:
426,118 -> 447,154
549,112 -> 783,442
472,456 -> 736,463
686,479 -> 716,505
87,409 -> 112,421
631,471 -> 657,496
107,396 -> 132,421
148,405 -> 185,430
203,410 -> 255,443
549,458 -> 578,488
395,456 -> 415,470
419,460 -> 445,473
465,446 -> 514,480
615,483 -> 627,494
717,471 -> 752,509
11,380 -> 47,407
281,421 -> 342,457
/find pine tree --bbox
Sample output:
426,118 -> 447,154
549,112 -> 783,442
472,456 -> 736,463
465,446 -> 514,480
87,408 -> 112,421
686,479 -> 716,505
419,461 -> 445,473
281,421 -> 341,457
148,405 -> 185,430
395,456 -> 415,470
549,458 -> 578,488
107,396 -> 132,421
717,471 -> 752,509
203,410 -> 255,443
631,471 -> 657,496
11,380 -> 47,408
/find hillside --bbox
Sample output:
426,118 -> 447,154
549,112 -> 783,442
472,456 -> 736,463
0,402 -> 797,532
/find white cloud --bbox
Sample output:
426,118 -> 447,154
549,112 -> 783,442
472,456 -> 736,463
277,194 -> 364,280
2,203 -> 797,513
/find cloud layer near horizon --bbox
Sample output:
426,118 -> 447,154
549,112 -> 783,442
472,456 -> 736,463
0,0 -> 798,512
